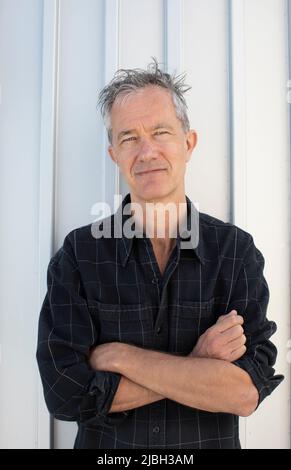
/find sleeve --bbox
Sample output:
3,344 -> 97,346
36,233 -> 128,426
228,235 -> 284,406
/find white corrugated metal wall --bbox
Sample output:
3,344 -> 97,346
0,0 -> 290,449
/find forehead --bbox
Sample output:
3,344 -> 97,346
110,86 -> 179,130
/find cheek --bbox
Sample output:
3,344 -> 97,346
117,158 -> 133,176
165,140 -> 186,156
165,145 -> 187,170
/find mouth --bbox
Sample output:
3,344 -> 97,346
135,168 -> 167,176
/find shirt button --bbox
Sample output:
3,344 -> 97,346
153,425 -> 160,434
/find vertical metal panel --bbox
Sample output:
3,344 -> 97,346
183,0 -> 229,221
53,0 -> 107,448
119,0 -> 164,69
228,0 -> 247,229
103,0 -> 120,204
55,0 -> 106,239
38,0 -> 60,449
243,0 -> 289,448
165,0 -> 184,74
229,0 -> 290,449
0,0 -> 44,448
227,0 -> 247,447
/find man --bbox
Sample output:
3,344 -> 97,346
37,59 -> 283,449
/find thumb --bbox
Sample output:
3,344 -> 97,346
227,309 -> 237,315
217,309 -> 237,323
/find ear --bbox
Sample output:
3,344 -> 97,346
185,130 -> 198,163
108,145 -> 118,165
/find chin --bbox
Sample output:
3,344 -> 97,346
136,186 -> 172,202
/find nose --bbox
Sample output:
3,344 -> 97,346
137,137 -> 159,162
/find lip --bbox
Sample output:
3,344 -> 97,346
135,168 -> 167,176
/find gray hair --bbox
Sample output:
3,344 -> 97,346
97,57 -> 191,144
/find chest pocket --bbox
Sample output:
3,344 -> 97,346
87,300 -> 154,348
168,297 -> 217,355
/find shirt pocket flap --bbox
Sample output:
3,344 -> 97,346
87,300 -> 153,346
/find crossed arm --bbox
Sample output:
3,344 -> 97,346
89,310 -> 259,417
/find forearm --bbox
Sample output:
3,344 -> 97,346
115,346 -> 258,417
109,376 -> 164,413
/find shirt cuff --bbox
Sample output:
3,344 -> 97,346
234,355 -> 284,406
86,371 -> 129,425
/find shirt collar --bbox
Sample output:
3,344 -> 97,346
116,193 -> 205,267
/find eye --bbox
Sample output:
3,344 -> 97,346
121,136 -> 137,143
155,131 -> 170,137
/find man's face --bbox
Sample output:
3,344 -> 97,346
108,85 -> 197,202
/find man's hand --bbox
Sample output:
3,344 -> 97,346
89,341 -> 126,372
190,310 -> 246,362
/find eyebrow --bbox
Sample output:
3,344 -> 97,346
117,123 -> 174,142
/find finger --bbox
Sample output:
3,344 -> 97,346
217,309 -> 237,323
226,309 -> 238,316
220,324 -> 244,342
216,313 -> 244,333
227,334 -> 246,351
217,310 -> 242,326
229,345 -> 247,362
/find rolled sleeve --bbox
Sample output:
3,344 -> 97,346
36,233 -> 128,426
229,236 -> 284,405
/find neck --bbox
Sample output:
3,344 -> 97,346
130,190 -> 188,248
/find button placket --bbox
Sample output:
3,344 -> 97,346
148,401 -> 165,447
157,245 -> 180,319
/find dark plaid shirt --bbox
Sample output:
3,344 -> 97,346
36,193 -> 283,449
